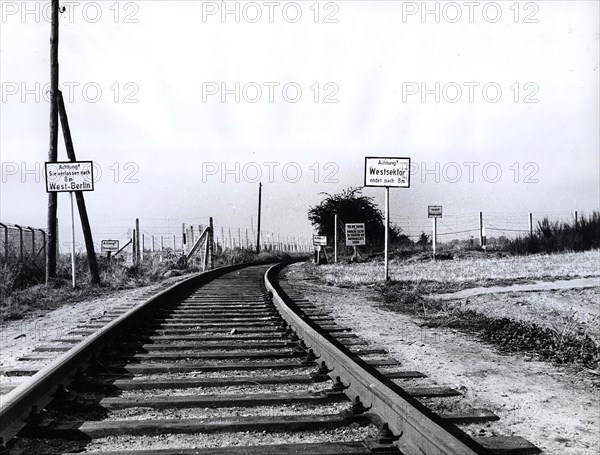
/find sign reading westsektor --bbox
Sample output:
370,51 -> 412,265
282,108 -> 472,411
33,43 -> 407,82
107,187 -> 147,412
45,161 -> 94,192
364,157 -> 411,188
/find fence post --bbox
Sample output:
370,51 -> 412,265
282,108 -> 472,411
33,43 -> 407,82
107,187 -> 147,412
132,229 -> 137,265
40,229 -> 46,267
209,217 -> 214,269
574,211 -> 578,230
529,213 -> 533,236
15,224 -> 24,262
0,222 -> 7,261
136,218 -> 141,264
27,226 -> 35,258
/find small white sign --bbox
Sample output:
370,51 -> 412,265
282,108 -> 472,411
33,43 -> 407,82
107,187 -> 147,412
101,240 -> 119,253
313,235 -> 327,246
345,223 -> 366,246
364,157 -> 411,188
428,206 -> 443,218
45,161 -> 94,192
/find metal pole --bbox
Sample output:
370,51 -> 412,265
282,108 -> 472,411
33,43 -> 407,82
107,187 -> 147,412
70,192 -> 76,288
256,182 -> 262,254
479,212 -> 484,248
433,217 -> 437,259
334,213 -> 338,263
384,187 -> 389,281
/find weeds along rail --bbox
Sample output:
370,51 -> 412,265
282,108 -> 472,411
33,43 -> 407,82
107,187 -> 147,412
0,262 -> 540,454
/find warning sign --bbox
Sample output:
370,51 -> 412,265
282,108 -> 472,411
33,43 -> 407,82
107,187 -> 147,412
101,240 -> 119,254
345,223 -> 366,246
313,235 -> 327,246
364,157 -> 410,188
428,206 -> 443,218
45,161 -> 94,192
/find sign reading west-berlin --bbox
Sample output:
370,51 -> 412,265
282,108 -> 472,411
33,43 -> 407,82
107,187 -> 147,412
45,161 -> 94,192
101,240 -> 120,254
345,223 -> 366,246
313,235 -> 327,246
428,205 -> 443,218
364,157 -> 411,188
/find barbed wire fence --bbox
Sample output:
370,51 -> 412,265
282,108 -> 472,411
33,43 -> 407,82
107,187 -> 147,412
93,218 -> 314,265
390,210 -> 587,248
0,223 -> 46,264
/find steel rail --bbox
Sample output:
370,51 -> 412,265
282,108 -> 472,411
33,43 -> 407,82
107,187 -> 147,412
264,262 -> 496,455
0,262 -> 254,444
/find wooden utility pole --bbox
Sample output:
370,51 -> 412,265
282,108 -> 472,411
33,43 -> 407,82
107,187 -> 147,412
256,182 -> 262,253
46,0 -> 59,283
57,90 -> 100,283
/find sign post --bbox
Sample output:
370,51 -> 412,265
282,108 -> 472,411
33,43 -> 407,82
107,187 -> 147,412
364,157 -> 410,281
345,223 -> 366,246
313,235 -> 327,264
69,191 -> 76,288
428,205 -> 443,259
45,161 -> 94,288
101,240 -> 120,258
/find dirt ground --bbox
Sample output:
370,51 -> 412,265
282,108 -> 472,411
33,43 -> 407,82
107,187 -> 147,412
0,273 -> 192,395
283,263 -> 600,455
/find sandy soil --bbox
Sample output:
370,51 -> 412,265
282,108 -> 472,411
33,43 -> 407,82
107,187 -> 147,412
0,274 -> 192,395
284,264 -> 600,455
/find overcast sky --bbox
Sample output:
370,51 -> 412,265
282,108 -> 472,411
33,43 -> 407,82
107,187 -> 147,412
1,0 -> 598,247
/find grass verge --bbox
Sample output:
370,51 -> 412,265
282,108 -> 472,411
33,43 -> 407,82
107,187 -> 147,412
379,284 -> 599,369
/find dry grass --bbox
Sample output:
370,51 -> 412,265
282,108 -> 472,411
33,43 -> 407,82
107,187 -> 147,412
301,250 -> 600,368
315,250 -> 599,289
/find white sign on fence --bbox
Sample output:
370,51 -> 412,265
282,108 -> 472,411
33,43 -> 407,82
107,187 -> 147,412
364,157 -> 411,188
428,205 -> 443,218
45,161 -> 94,192
313,235 -> 327,246
101,240 -> 119,254
345,223 -> 366,246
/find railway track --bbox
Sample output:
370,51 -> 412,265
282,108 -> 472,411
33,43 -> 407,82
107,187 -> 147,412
0,262 -> 541,454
